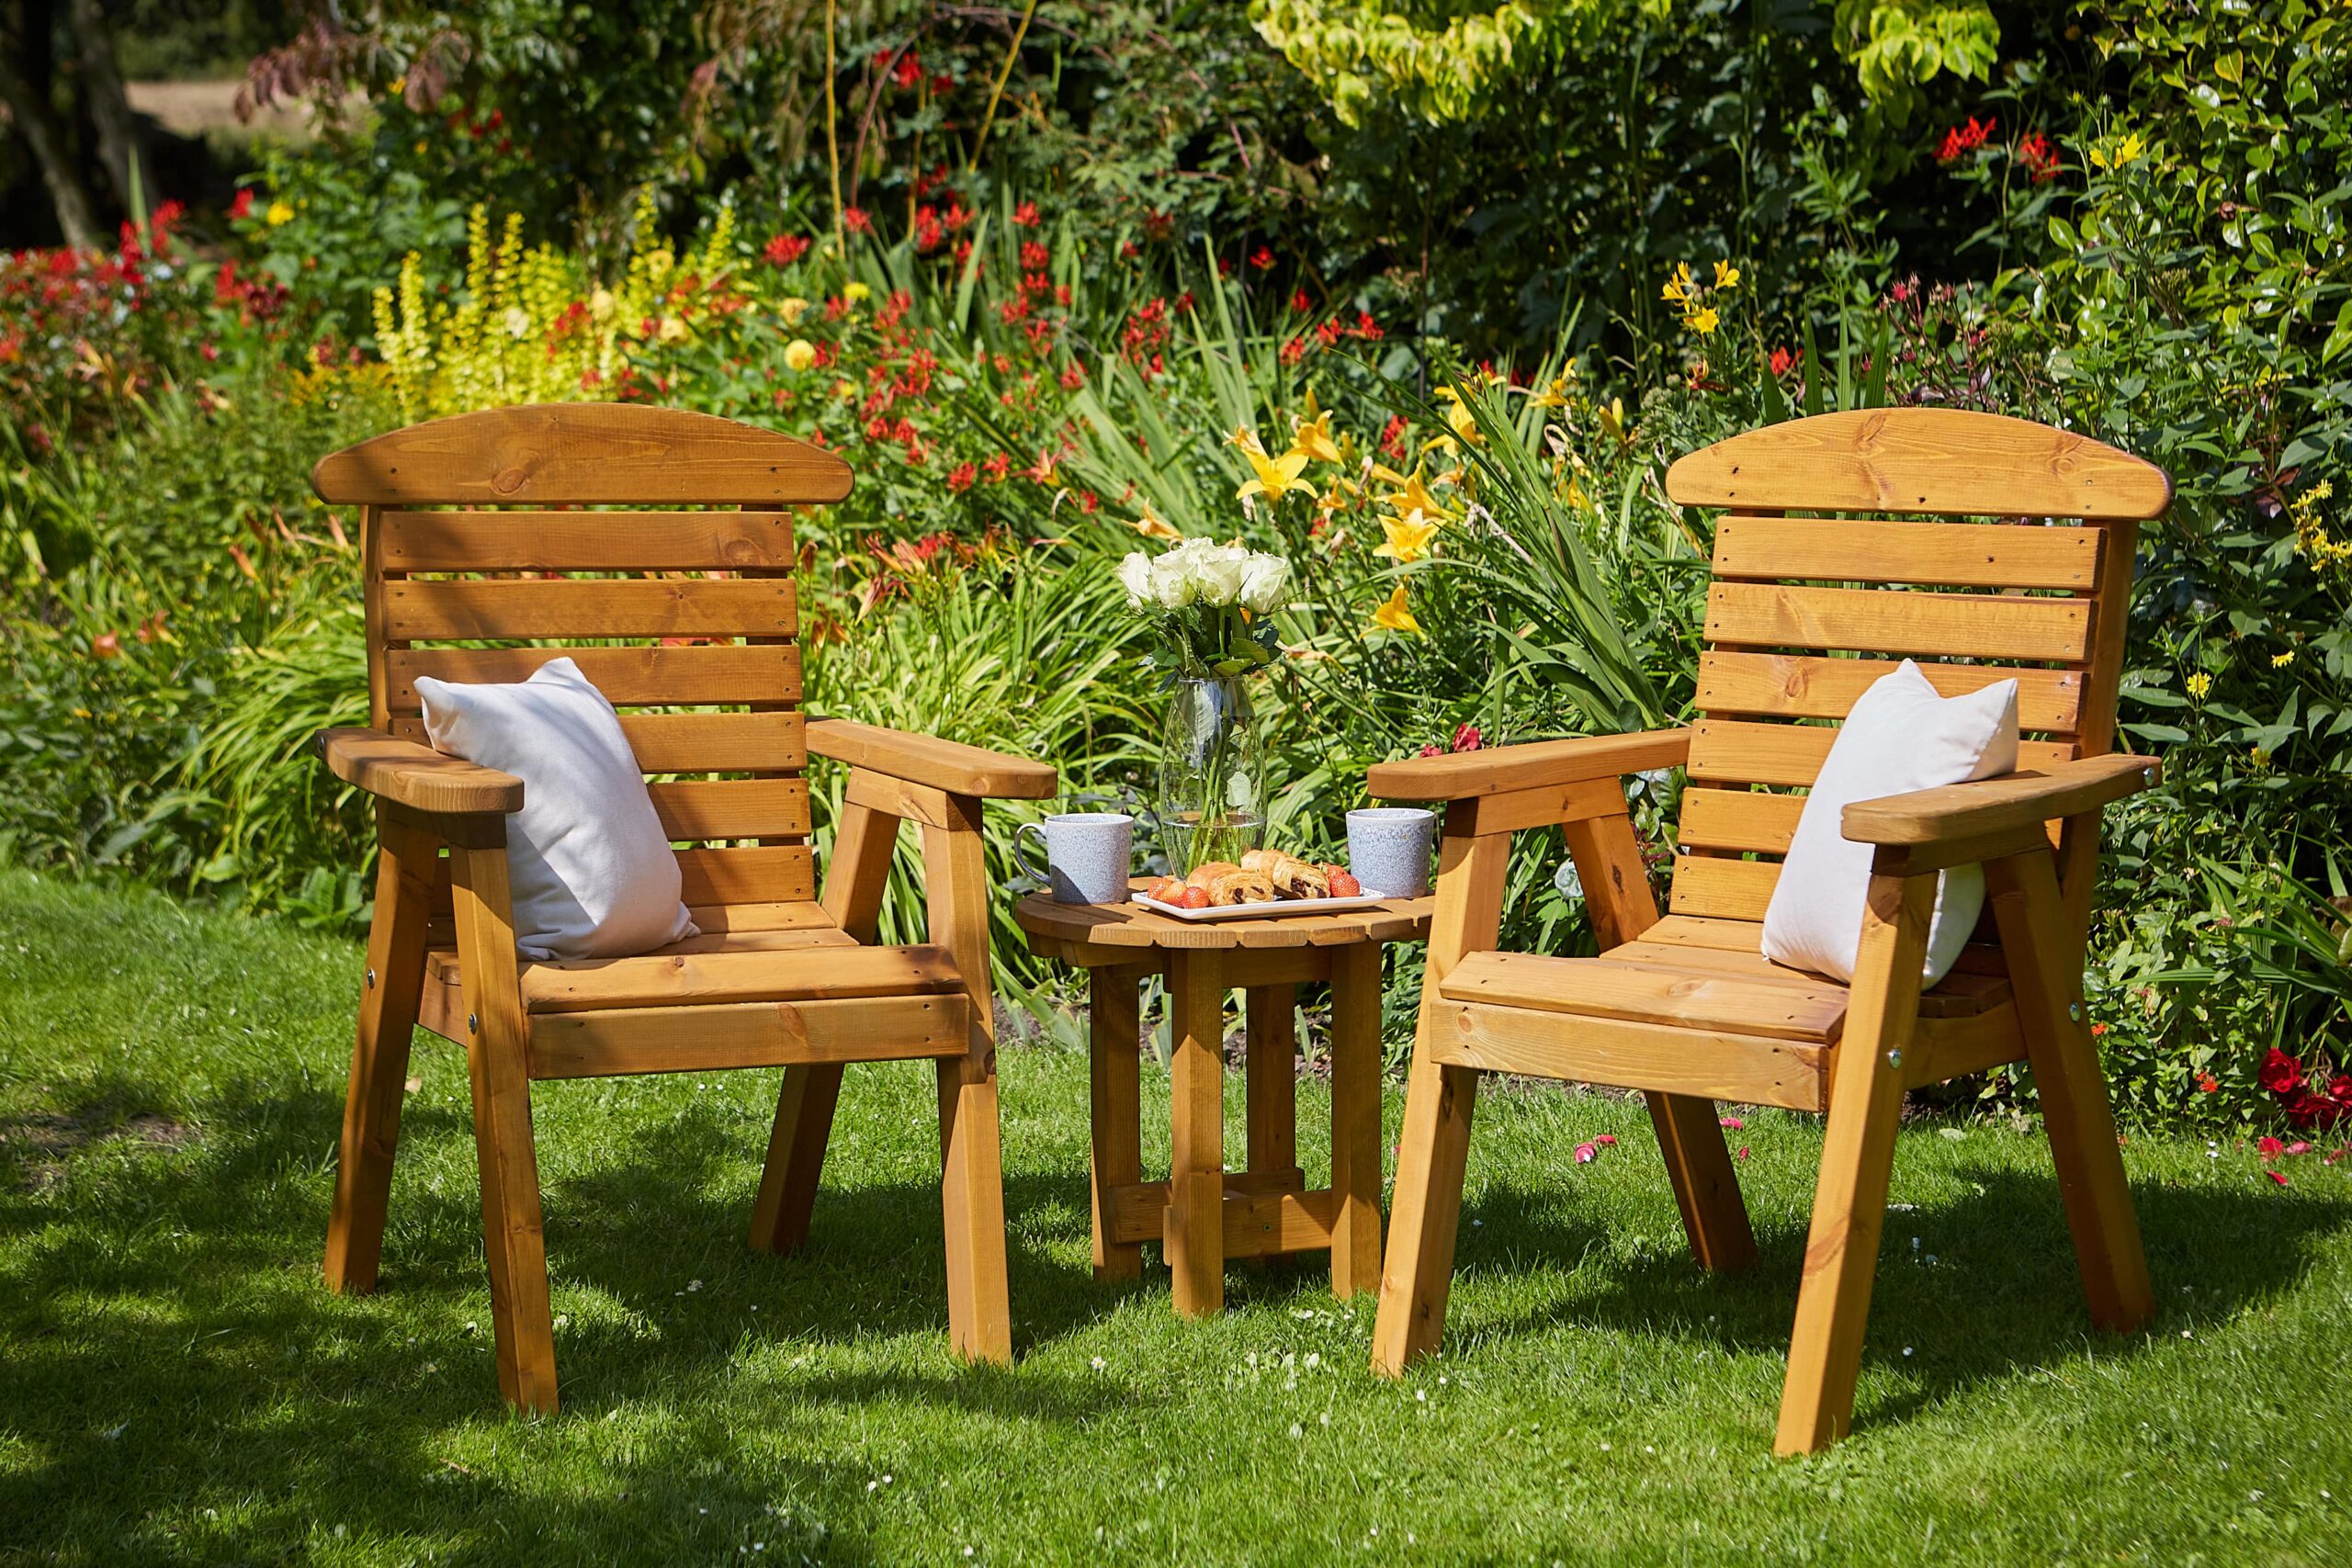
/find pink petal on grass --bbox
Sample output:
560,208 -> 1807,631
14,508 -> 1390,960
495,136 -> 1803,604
1719,1117 -> 1745,1130
1736,1145 -> 1750,1161
2267,1169 -> 2289,1188
1573,1142 -> 1598,1165
1594,1134 -> 1618,1147
2286,1141 -> 2312,1156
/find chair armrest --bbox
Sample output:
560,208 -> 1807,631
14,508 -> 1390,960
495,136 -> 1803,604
314,728 -> 525,815
806,717 -> 1057,800
1841,753 -> 2159,847
1366,728 -> 1690,802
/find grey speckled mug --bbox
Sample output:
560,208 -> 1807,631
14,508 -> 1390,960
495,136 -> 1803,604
1347,807 -> 1436,898
1014,812 -> 1136,904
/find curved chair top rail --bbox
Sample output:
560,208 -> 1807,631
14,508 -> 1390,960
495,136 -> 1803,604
1663,408 -> 2171,521
312,402 -> 854,508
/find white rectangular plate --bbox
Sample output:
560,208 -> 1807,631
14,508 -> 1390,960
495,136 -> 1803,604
1131,891 -> 1385,922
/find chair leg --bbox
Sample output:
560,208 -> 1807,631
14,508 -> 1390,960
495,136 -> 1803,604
1987,849 -> 2154,1333
324,808 -> 435,1295
1165,947 -> 1227,1317
1776,871 -> 1932,1456
749,1065 -> 844,1255
1328,942 -> 1385,1301
923,812 -> 1012,1363
451,841 -> 558,1414
1371,821 -> 1509,1378
749,789 -> 901,1255
1560,811 -> 1758,1273
1645,1091 -> 1759,1272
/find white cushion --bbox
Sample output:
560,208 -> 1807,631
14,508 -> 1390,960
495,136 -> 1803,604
1760,660 -> 2018,987
415,658 -> 696,962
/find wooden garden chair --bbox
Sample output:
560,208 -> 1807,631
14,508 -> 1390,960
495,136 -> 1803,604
1371,408 -> 2168,1453
308,403 -> 1054,1412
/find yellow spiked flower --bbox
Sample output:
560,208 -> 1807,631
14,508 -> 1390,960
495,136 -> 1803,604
1686,306 -> 1720,336
1713,259 -> 1741,290
2185,671 -> 2212,699
1528,375 -> 1574,409
1432,386 -> 1484,446
1371,582 -> 1420,635
1237,445 -> 1313,502
2087,131 -> 2145,172
1384,466 -> 1453,523
1130,502 -> 1182,541
1374,513 -> 1442,563
1596,396 -> 1628,444
1660,262 -> 1693,304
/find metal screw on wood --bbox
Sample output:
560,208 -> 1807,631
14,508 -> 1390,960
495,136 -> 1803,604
365,968 -> 376,989
468,1013 -> 479,1035
2143,767 -> 2156,784
2068,1002 -> 2083,1022
1885,1048 -> 1903,1070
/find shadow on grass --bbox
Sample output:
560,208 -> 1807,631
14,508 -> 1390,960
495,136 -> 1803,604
1444,1158 -> 2352,1429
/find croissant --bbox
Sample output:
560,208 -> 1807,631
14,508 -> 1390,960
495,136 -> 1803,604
1186,861 -> 1242,890
1268,855 -> 1329,899
1208,870 -> 1280,906
1238,849 -> 1283,875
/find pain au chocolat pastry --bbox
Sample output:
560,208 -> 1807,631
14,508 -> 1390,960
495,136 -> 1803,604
1207,870 -> 1280,906
1240,849 -> 1329,899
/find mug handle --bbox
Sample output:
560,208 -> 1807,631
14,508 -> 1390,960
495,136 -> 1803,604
1012,820 -> 1051,884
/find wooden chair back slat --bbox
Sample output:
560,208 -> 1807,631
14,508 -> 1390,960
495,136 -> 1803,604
313,404 -> 853,508
382,579 -> 798,642
321,404 -> 849,910
1662,409 -> 2167,926
1697,652 -> 2084,735
384,645 -> 804,714
389,711 -> 809,773
1662,408 -> 2172,519
648,779 -> 813,840
1703,582 -> 2095,663
380,510 -> 796,572
677,845 -> 818,906
1711,515 -> 2102,590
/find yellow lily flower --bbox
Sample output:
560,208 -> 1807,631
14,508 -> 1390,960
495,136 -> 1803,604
1225,426 -> 1266,455
1292,410 -> 1341,464
1382,465 -> 1454,523
1597,396 -> 1628,444
1686,306 -> 1720,336
1660,261 -> 1693,304
1433,386 -> 1484,446
1527,375 -> 1574,409
1374,512 -> 1442,562
1370,582 -> 1420,635
1237,445 -> 1312,502
1713,260 -> 1740,290
1130,502 -> 1182,541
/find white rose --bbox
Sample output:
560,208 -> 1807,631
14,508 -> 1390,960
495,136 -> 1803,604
1191,542 -> 1248,605
1117,551 -> 1153,606
1238,553 -> 1290,614
1149,550 -> 1199,608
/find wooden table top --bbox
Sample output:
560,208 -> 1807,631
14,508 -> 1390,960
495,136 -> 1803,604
1012,882 -> 1433,953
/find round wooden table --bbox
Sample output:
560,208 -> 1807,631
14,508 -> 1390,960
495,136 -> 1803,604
1012,886 -> 1432,1316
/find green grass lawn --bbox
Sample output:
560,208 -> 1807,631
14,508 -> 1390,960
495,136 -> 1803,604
3,869 -> 2349,1564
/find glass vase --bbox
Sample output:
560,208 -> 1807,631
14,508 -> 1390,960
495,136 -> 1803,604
1155,674 -> 1267,874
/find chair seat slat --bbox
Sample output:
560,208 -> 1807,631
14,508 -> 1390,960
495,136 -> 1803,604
674,844 -> 817,906
650,779 -> 811,841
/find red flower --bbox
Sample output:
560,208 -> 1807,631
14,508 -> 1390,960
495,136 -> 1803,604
1769,345 -> 1801,377
2259,1047 -> 2303,1096
230,188 -> 255,220
1058,363 -> 1085,390
946,461 -> 978,492
89,631 -> 121,659
1573,1142 -> 1598,1165
1452,723 -> 1483,753
1020,240 -> 1050,272
1418,742 -> 1442,758
2196,1071 -> 2219,1094
982,452 -> 1011,480
842,207 -> 872,235
1379,414 -> 1408,460
1353,310 -> 1383,341
2267,1169 -> 2290,1188
2018,131 -> 2061,185
2090,1021 -> 2109,1038
893,51 -> 923,91
2257,1135 -> 2286,1161
1278,337 -> 1306,367
1012,201 -> 1040,228
1935,115 -> 1996,165
764,233 -> 809,266
1250,246 -> 1275,271
1289,288 -> 1312,313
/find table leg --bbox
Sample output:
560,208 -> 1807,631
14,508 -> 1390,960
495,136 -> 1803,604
1244,985 -> 1301,1190
1329,942 -> 1385,1299
1166,948 -> 1226,1316
1089,964 -> 1146,1280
